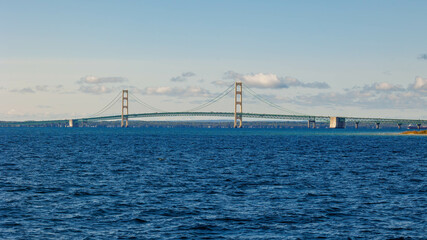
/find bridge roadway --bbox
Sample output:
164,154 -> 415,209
1,111 -> 427,126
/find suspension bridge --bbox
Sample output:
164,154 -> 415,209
1,82 -> 426,129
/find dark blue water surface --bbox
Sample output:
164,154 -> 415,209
0,128 -> 426,239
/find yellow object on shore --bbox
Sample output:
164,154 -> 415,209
401,130 -> 427,135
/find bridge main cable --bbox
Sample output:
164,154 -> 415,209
243,85 -> 306,116
184,83 -> 235,112
129,92 -> 166,112
88,91 -> 122,117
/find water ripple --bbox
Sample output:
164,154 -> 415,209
0,128 -> 425,239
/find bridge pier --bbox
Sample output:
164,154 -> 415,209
330,117 -> 345,129
68,119 -> 75,128
397,123 -> 402,130
355,121 -> 359,129
308,120 -> 316,129
417,123 -> 421,130
375,122 -> 380,129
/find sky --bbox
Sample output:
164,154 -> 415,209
1,0 -> 426,121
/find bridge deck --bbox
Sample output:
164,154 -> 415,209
1,112 -> 427,126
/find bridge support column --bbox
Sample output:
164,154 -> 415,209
121,90 -> 129,128
308,120 -> 316,129
355,122 -> 359,129
375,122 -> 380,129
417,123 -> 421,130
68,119 -> 75,128
397,123 -> 402,130
234,82 -> 243,128
330,117 -> 346,129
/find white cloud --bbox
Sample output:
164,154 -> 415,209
245,73 -> 287,88
409,77 -> 427,92
79,85 -> 113,94
222,71 -> 330,89
363,82 -> 404,92
291,87 -> 426,109
78,76 -> 127,84
264,78 -> 426,110
145,86 -> 173,95
77,76 -> 126,94
143,86 -> 210,97
211,80 -> 230,86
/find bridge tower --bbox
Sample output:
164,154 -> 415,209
121,90 -> 129,127
234,82 -> 243,128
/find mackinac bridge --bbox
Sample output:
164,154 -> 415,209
1,82 -> 426,129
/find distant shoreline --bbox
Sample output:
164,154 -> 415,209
401,130 -> 427,135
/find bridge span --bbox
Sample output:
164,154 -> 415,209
1,82 -> 426,129
2,111 -> 427,129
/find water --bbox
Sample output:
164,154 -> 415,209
0,128 -> 426,239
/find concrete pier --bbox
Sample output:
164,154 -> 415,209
417,123 -> 421,129
398,123 -> 402,130
375,122 -> 380,129
330,117 -> 346,129
68,119 -> 75,128
355,122 -> 359,129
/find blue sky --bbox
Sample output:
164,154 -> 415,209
1,1 -> 426,120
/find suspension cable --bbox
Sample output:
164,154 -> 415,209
243,85 -> 306,115
129,92 -> 166,112
185,83 -> 234,112
88,91 -> 122,117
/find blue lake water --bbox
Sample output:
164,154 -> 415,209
0,128 -> 426,239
